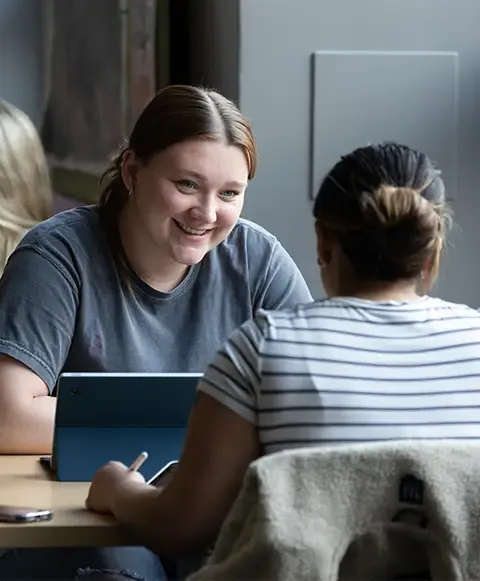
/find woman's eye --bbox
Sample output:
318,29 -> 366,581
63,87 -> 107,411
176,180 -> 197,191
221,190 -> 238,200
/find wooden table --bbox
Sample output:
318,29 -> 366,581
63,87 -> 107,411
0,456 -> 135,548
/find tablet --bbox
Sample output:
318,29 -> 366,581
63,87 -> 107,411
51,372 -> 201,481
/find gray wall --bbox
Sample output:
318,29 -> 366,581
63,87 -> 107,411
0,0 -> 45,124
193,0 -> 480,305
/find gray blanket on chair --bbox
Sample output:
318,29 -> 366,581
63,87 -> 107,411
187,440 -> 480,581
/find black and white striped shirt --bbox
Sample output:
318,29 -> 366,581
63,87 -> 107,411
198,296 -> 480,453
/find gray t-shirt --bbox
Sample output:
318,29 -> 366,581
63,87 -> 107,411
0,206 -> 312,392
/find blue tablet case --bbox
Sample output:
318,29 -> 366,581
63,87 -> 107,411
51,373 -> 201,482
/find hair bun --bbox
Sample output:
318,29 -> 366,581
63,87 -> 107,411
346,184 -> 445,281
360,185 -> 437,231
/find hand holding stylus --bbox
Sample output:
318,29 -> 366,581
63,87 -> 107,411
87,453 -> 148,514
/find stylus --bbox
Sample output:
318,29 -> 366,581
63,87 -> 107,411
128,451 -> 148,472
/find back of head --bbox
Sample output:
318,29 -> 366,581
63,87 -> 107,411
98,84 -> 257,223
0,100 -> 52,272
313,142 -> 449,283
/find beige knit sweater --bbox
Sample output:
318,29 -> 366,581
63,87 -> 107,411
187,440 -> 480,581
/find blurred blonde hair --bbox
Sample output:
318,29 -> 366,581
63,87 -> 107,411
0,100 -> 52,273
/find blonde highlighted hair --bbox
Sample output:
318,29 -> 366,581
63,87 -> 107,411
0,100 -> 52,273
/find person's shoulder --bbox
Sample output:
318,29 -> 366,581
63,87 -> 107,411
11,206 -> 107,284
213,218 -> 280,269
251,300 -> 321,337
226,218 -> 278,248
20,205 -> 101,243
424,296 -> 480,319
18,205 -> 104,254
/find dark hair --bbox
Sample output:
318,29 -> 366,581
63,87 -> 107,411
98,84 -> 257,224
313,142 -> 450,282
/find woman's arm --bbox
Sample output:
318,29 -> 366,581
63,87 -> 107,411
88,393 -> 259,556
87,317 -> 264,555
0,247 -> 78,453
0,356 -> 55,453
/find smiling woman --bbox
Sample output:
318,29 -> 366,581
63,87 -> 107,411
0,84 -> 312,456
0,84 -> 312,580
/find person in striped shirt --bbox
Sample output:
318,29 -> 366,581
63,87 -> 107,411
87,142 -> 480,560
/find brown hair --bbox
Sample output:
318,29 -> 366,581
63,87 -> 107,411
98,85 -> 257,225
313,142 -> 450,284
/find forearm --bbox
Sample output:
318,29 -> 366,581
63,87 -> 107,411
111,482 -> 200,557
0,395 -> 56,454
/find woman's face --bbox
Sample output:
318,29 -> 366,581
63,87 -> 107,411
122,139 -> 249,268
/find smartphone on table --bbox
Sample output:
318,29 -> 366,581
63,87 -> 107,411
147,460 -> 178,487
0,505 -> 54,523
